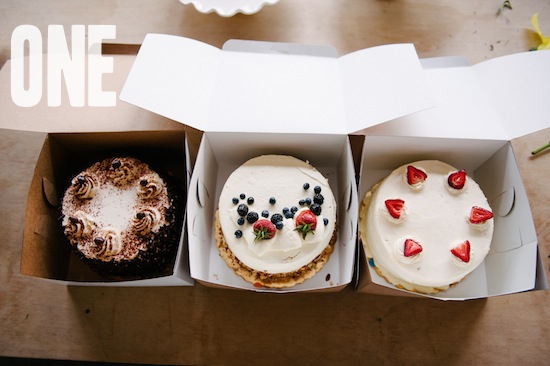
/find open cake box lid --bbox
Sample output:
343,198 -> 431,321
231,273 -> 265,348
365,50 -> 550,141
119,34 -> 435,134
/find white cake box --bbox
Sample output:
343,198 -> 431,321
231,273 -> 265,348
120,35 -> 434,292
356,53 -> 550,300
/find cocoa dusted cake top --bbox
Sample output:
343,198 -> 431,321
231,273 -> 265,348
61,157 -> 172,263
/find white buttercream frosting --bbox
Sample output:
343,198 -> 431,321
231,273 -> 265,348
362,160 -> 494,292
218,155 -> 336,274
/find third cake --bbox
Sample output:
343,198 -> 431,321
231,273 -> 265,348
359,160 -> 494,294
215,155 -> 337,288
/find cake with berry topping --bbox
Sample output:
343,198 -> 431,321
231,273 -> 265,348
61,157 -> 183,278
215,155 -> 337,288
359,160 -> 494,294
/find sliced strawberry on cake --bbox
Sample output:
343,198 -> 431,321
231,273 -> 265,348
469,206 -> 494,224
385,199 -> 405,219
403,238 -> 423,257
448,169 -> 467,190
406,165 -> 427,187
451,240 -> 471,263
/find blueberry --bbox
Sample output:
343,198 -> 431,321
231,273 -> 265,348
313,194 -> 324,205
282,207 -> 290,214
323,218 -> 329,226
303,183 -> 310,190
235,230 -> 242,238
261,210 -> 269,218
305,197 -> 312,205
271,213 -> 283,224
240,193 -> 246,199
237,204 -> 249,217
299,199 -> 306,206
247,197 -> 254,205
291,206 -> 298,213
314,186 -> 321,194
246,211 -> 259,223
269,197 -> 276,204
284,211 -> 294,219
232,197 -> 239,205
237,217 -> 245,225
275,221 -> 284,230
310,203 -> 322,216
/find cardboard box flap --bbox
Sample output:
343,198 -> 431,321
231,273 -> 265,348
365,51 -> 550,140
120,34 -> 221,129
120,34 -> 433,134
339,44 -> 434,134
473,50 -> 550,140
364,57 -> 510,140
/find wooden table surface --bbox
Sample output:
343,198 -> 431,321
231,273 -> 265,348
1,1 -> 549,365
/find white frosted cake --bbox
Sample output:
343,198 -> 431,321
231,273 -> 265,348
359,160 -> 494,294
61,157 -> 183,278
215,155 -> 337,288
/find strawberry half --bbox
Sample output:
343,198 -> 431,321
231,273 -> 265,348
451,240 -> 471,263
406,165 -> 427,186
403,239 -> 423,257
294,209 -> 317,239
448,169 -> 467,190
469,206 -> 494,224
253,219 -> 276,241
385,199 -> 405,219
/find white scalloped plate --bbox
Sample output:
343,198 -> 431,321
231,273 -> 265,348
179,0 -> 279,17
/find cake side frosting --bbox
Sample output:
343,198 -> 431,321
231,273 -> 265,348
217,155 -> 337,275
61,157 -> 173,266
360,160 -> 494,293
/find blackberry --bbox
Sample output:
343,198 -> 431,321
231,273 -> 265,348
237,217 -> 245,225
271,213 -> 283,224
261,210 -> 269,218
235,230 -> 242,238
247,197 -> 254,205
232,197 -> 239,205
237,204 -> 249,217
246,211 -> 259,223
310,203 -> 322,216
269,197 -> 276,204
314,186 -> 322,194
313,194 -> 324,205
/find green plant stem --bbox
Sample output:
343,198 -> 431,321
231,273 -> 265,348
531,141 -> 550,155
